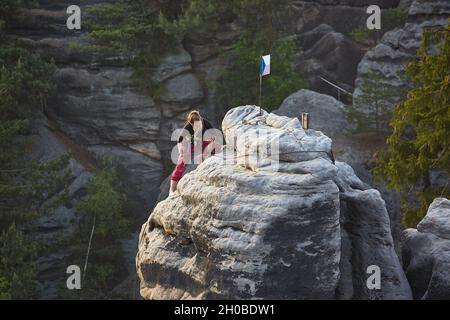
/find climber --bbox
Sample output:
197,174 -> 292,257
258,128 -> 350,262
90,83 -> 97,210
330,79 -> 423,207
169,110 -> 220,195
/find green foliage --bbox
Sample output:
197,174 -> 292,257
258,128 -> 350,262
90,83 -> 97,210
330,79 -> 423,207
374,26 -> 450,227
159,0 -> 289,35
216,32 -> 306,110
0,223 -> 37,299
0,45 -> 56,113
0,3 -> 71,299
77,160 -> 128,239
0,43 -> 70,229
85,1 -> 182,94
0,0 -> 37,19
351,7 -> 408,46
157,0 -> 231,34
383,7 -> 409,31
85,0 -> 292,98
0,0 -> 37,43
346,70 -> 403,133
350,28 -> 372,46
0,276 -> 10,299
65,158 -> 129,299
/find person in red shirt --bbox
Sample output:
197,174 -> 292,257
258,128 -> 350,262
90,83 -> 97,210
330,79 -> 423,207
169,110 -> 220,195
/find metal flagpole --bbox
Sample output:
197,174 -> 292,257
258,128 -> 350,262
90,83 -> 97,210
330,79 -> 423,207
259,73 -> 262,115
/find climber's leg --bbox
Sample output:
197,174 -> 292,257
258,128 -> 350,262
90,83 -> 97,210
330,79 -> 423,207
168,141 -> 189,196
169,179 -> 178,195
170,158 -> 185,195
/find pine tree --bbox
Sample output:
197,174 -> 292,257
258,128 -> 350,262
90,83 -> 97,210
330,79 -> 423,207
85,0 -> 293,97
374,25 -> 450,227
215,31 -> 306,110
348,70 -> 403,133
62,158 -> 129,299
0,3 -> 71,299
0,223 -> 37,299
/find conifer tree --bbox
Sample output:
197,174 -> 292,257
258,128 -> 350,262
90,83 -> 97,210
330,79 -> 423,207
0,2 -> 71,299
374,25 -> 450,227
85,0 -> 299,102
347,70 -> 402,133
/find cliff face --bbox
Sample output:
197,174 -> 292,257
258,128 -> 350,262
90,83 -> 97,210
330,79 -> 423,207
403,198 -> 450,299
136,105 -> 412,300
11,1 -> 165,216
7,1 -> 382,298
7,2 -> 161,297
10,0 -> 444,300
274,89 -> 407,262
9,0 -> 411,220
25,115 -> 93,298
353,0 -> 450,108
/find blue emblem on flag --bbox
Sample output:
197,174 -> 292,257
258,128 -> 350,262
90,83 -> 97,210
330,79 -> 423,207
260,54 -> 271,77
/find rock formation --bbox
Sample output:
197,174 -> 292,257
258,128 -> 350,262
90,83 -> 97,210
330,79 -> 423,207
274,89 -> 347,137
12,3 -> 165,216
25,114 -> 93,298
48,66 -> 164,213
136,105 -> 412,300
403,198 -> 450,299
9,0 -> 409,219
353,0 -> 450,109
9,0 -> 444,300
274,89 -> 405,257
284,1 -> 407,100
294,24 -> 364,99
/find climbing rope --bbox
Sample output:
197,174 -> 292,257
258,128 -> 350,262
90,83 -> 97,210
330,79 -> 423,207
82,213 -> 96,288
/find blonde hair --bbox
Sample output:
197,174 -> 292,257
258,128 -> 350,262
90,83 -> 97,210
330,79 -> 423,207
186,110 -> 201,125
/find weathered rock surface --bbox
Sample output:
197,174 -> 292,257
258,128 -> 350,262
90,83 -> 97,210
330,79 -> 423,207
335,162 -> 411,299
349,0 -> 450,256
274,89 -> 347,137
26,115 -> 93,299
161,73 -> 204,105
353,0 -> 450,109
51,67 -> 161,144
12,0 -> 439,300
402,198 -> 450,299
417,198 -> 450,240
288,1 -> 398,36
10,1 -> 167,219
295,25 -> 364,99
274,89 -> 407,258
48,65 -> 164,213
137,105 -> 411,300
299,0 -> 399,7
153,46 -> 193,83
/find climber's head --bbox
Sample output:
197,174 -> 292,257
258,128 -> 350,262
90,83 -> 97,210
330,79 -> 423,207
186,110 -> 201,126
